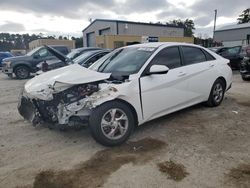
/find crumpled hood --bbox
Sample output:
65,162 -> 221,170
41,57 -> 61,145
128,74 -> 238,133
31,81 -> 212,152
25,64 -> 111,100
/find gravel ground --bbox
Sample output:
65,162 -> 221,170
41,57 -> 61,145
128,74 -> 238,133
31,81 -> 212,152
0,72 -> 249,188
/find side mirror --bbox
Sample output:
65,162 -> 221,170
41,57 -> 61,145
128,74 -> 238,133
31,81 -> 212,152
148,65 -> 169,75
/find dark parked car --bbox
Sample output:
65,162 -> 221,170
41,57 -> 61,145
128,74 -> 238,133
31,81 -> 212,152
0,52 -> 13,67
66,47 -> 102,60
239,45 -> 250,81
209,47 -> 228,54
1,45 -> 70,79
37,46 -> 111,73
217,46 -> 243,69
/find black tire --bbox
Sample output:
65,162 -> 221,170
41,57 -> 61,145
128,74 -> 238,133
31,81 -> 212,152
89,101 -> 135,146
206,79 -> 226,107
14,66 -> 30,79
242,76 -> 250,81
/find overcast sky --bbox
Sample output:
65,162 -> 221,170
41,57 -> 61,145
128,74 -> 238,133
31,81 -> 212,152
0,0 -> 249,38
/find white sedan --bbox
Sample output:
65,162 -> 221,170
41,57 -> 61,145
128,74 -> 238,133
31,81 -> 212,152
18,42 -> 232,146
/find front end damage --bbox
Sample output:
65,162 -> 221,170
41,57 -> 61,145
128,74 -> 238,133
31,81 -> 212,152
18,81 -> 120,127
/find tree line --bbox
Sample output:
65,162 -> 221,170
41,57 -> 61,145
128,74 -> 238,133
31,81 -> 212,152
0,33 -> 83,51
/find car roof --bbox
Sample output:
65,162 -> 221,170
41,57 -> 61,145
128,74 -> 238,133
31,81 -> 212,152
78,49 -> 111,57
74,47 -> 102,52
125,42 -> 204,49
48,45 -> 69,47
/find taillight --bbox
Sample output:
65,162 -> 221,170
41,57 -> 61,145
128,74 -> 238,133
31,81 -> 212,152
42,62 -> 49,72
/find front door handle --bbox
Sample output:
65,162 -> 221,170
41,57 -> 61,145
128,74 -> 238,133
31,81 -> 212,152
178,72 -> 186,77
209,63 -> 215,67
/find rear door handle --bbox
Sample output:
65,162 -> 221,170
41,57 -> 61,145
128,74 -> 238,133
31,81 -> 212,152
209,63 -> 215,67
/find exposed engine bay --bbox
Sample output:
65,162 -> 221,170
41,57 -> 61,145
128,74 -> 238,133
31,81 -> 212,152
18,81 -> 120,127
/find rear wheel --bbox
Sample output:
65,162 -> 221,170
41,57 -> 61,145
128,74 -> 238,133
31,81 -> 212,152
15,66 -> 30,79
89,101 -> 134,146
206,79 -> 226,107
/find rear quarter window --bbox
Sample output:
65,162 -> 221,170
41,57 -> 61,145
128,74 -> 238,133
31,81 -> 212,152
202,50 -> 216,61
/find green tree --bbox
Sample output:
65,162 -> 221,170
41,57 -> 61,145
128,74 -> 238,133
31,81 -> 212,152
183,19 -> 195,37
0,33 -> 54,51
168,19 -> 195,37
71,37 -> 83,48
237,8 -> 250,24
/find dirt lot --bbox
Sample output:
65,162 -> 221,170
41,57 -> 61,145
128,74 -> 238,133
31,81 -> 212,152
0,72 -> 250,188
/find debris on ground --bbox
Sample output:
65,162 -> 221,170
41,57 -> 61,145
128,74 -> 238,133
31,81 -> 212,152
227,164 -> 250,187
157,160 -> 189,181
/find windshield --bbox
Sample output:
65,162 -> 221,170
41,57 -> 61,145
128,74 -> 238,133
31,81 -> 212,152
72,51 -> 96,64
89,47 -> 155,76
66,50 -> 80,60
26,47 -> 41,56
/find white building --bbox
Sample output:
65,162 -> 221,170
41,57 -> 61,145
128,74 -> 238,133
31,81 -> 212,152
214,23 -> 250,47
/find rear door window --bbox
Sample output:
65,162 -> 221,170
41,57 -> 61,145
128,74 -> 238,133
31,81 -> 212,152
182,46 -> 206,65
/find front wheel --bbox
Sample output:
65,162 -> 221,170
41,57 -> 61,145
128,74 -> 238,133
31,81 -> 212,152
206,79 -> 226,107
89,101 -> 135,146
14,66 -> 30,79
242,76 -> 250,81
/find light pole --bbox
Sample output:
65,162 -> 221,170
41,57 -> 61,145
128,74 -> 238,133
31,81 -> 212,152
213,9 -> 217,44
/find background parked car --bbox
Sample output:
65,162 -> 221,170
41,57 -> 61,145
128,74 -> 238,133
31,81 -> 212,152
239,45 -> 250,81
1,45 -> 70,79
216,46 -> 243,69
0,52 -> 13,68
66,47 -> 102,60
209,47 -> 228,54
37,47 -> 111,73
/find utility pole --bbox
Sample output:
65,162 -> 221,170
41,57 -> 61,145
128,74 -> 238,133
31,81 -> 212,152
213,9 -> 217,43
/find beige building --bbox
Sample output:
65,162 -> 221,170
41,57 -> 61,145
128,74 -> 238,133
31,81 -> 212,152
82,19 -> 194,49
29,39 -> 75,50
96,35 -> 194,49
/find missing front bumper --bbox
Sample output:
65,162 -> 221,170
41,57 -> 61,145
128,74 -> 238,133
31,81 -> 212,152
17,96 -> 41,125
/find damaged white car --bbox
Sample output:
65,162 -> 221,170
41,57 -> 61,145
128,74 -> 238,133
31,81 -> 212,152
18,42 -> 232,146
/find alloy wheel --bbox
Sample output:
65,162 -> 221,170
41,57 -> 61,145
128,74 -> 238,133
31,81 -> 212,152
101,108 -> 129,140
213,83 -> 223,103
